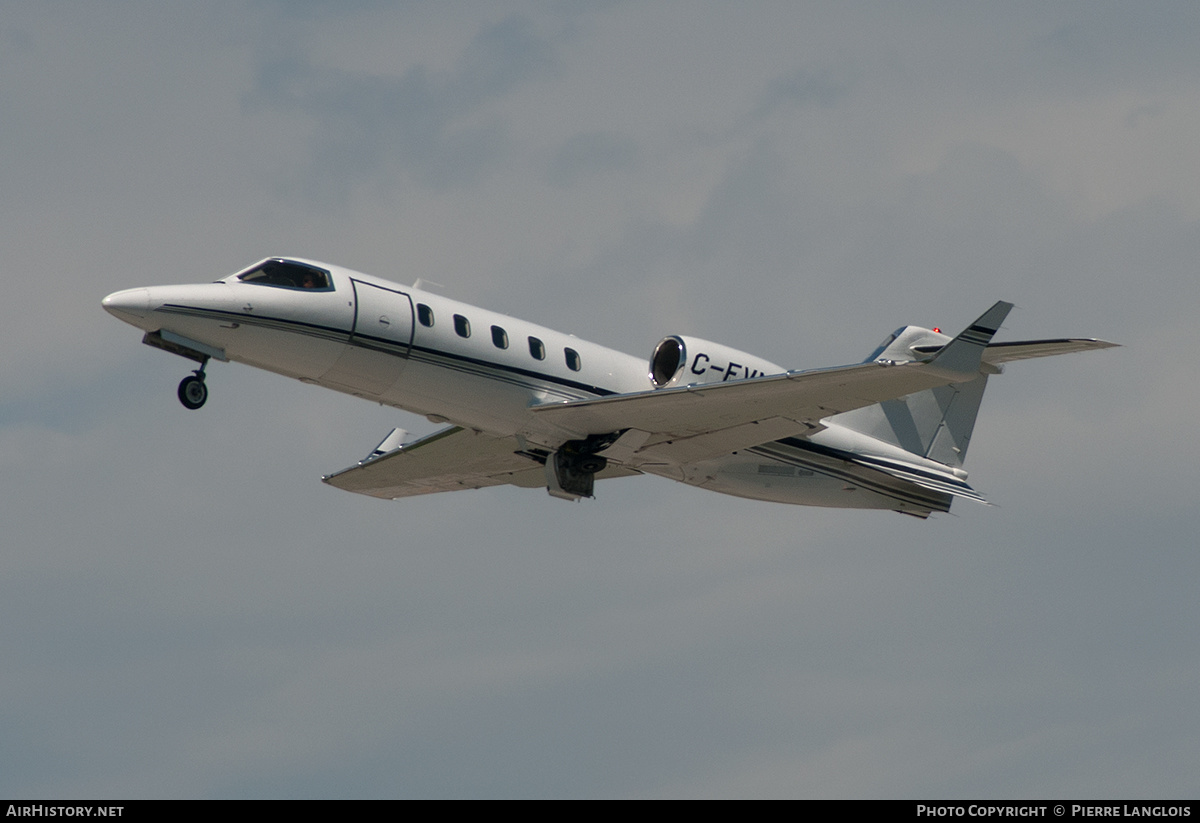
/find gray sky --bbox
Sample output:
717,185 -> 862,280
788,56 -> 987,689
2,1 -> 1196,798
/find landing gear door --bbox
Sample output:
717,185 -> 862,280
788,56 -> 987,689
321,280 -> 415,397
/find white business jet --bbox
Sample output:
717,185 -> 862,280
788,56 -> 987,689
103,257 -> 1115,517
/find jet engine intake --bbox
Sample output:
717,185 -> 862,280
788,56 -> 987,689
649,335 -> 784,389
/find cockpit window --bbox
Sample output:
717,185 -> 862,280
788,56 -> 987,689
237,260 -> 332,291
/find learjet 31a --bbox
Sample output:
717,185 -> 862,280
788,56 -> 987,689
103,258 -> 1116,517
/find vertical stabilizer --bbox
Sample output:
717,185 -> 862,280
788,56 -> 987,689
834,324 -> 996,468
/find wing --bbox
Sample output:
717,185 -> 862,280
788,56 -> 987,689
532,302 -> 1017,465
533,360 -> 983,465
322,425 -> 638,500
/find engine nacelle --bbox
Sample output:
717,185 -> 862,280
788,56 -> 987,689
649,335 -> 784,389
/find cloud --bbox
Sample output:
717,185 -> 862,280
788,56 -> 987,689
247,14 -> 557,198
545,130 -> 640,187
751,67 -> 850,121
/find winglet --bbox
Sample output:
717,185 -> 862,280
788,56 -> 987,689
926,300 -> 1013,380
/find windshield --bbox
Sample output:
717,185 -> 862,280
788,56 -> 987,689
236,259 -> 332,291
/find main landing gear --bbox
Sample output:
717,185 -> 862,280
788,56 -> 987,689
544,435 -> 615,500
177,359 -> 209,410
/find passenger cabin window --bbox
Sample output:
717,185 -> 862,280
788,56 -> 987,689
417,304 -> 434,327
565,348 -> 581,371
491,325 -> 509,349
237,259 -> 331,291
453,314 -> 471,338
528,337 -> 545,360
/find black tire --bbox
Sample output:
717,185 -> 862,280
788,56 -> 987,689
577,455 -> 607,474
178,375 -> 208,410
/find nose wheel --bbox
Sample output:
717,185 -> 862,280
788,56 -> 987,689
177,361 -> 209,410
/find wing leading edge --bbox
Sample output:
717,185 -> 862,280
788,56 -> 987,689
322,427 -> 539,499
322,426 -> 638,500
531,301 -> 1016,465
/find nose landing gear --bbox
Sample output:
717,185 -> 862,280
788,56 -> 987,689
140,331 -> 222,411
177,360 -> 209,410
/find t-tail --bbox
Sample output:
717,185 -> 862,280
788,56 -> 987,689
831,301 -> 1116,507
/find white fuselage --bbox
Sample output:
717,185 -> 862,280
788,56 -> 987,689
102,258 -> 972,514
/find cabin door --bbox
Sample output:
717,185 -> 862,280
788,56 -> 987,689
321,280 -> 414,397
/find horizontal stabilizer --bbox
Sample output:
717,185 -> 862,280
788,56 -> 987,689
908,337 -> 1118,364
982,338 -> 1119,364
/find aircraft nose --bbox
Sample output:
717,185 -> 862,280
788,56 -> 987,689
102,287 -> 151,324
